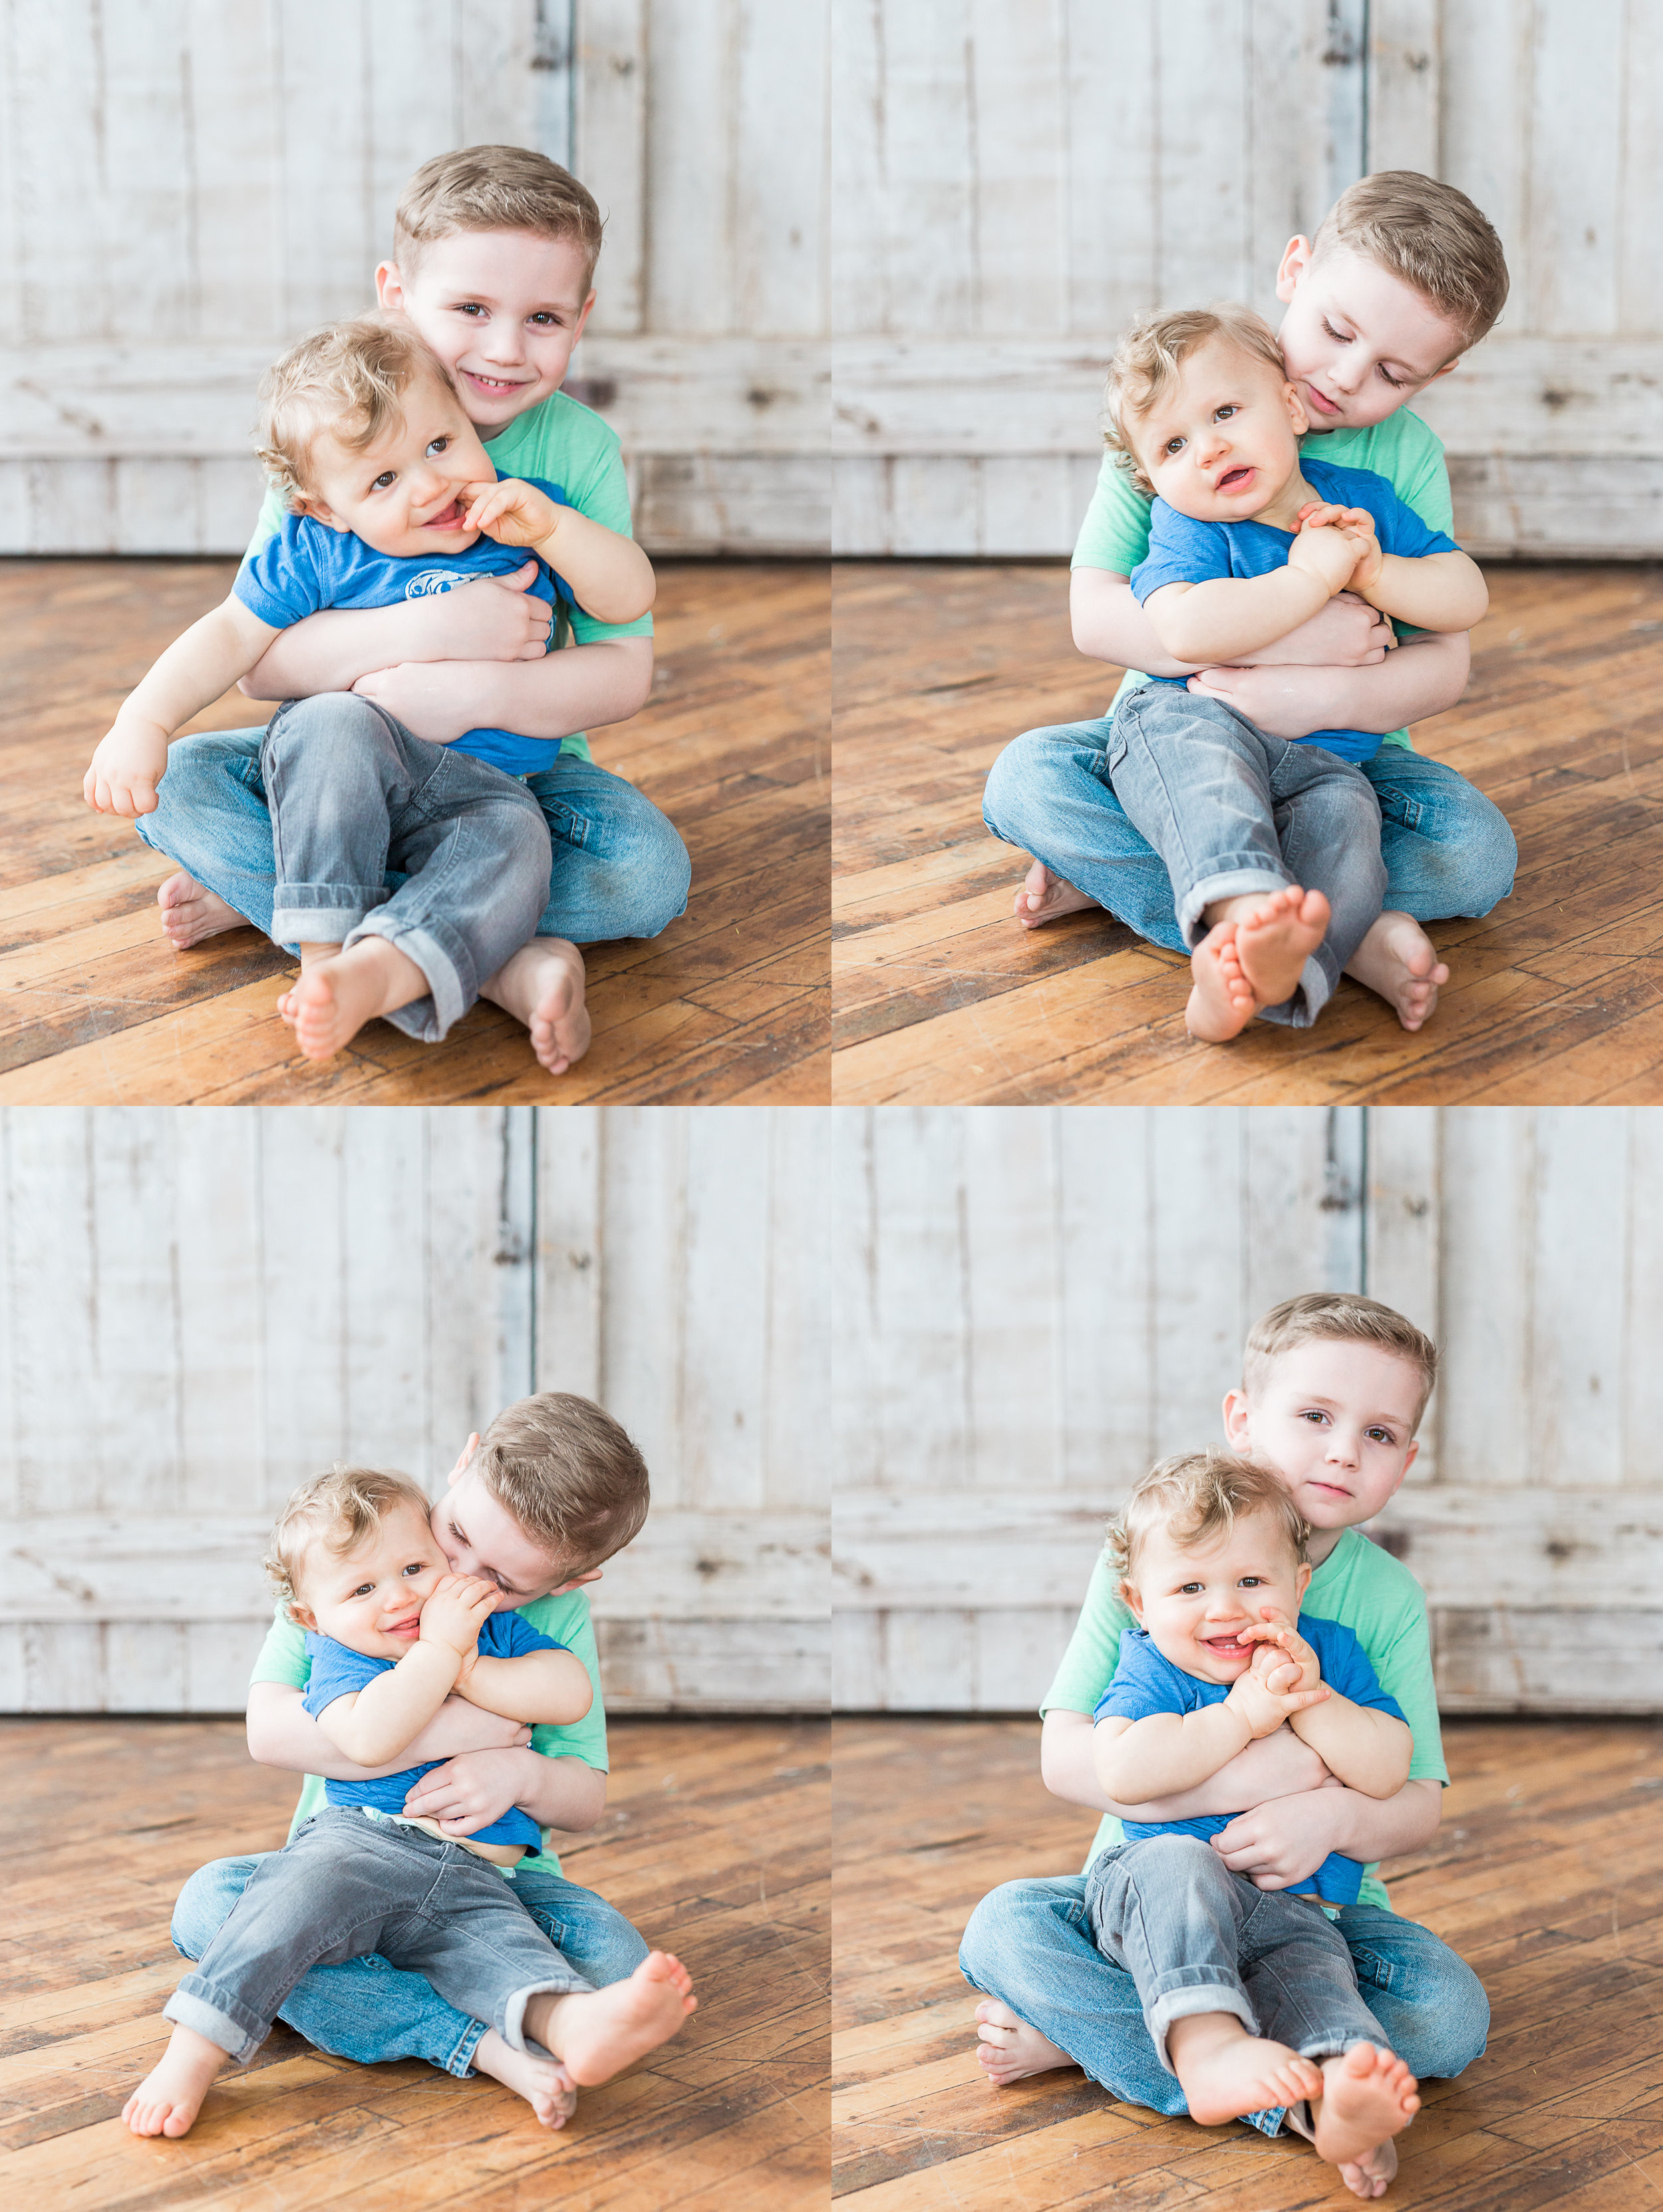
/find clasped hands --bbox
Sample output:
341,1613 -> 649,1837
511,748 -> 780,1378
1288,499 -> 1388,601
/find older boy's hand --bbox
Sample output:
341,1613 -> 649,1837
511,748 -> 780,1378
84,716 -> 169,817
1211,1788 -> 1349,1889
401,1746 -> 529,1836
417,565 -> 554,661
418,1573 -> 498,1660
352,661 -> 488,744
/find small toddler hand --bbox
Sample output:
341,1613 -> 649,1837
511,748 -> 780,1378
84,717 -> 169,816
1286,519 -> 1364,597
460,476 -> 563,552
1226,1655 -> 1330,1738
418,1573 -> 499,1660
1241,1608 -> 1324,1696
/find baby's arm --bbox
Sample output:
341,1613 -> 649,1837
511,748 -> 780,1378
1245,1617 -> 1413,1800
245,1682 -> 532,1777
83,596 -> 281,816
1140,519 -> 1360,668
1093,1662 -> 1329,1803
1298,502 -> 1487,635
310,1575 -> 497,1768
1042,1704 -> 1332,1817
456,1642 -> 593,1728
460,478 -> 657,627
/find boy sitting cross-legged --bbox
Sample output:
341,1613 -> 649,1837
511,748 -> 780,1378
167,1394 -> 677,2128
131,144 -> 691,1067
124,1463 -> 695,2139
1098,302 -> 1487,1041
84,315 -> 654,1070
963,1293 -> 1489,2203
1086,1452 -> 1421,2186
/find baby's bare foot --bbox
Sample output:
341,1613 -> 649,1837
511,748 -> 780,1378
470,2027 -> 578,2130
1186,919 -> 1259,1041
121,2022 -> 226,2138
974,1998 -> 1076,2086
1313,2043 -> 1420,2189
1169,2016 -> 1322,2128
1014,860 -> 1099,930
1233,885 -> 1330,1011
528,1953 -> 696,2088
157,871 -> 248,950
1345,911 -> 1449,1032
279,940 -> 426,1061
1338,2134 -> 1400,2201
482,938 -> 591,1074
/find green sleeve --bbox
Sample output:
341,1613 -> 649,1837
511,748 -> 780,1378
244,480 -> 287,565
488,398 -> 653,647
522,1591 -> 609,1773
1388,414 -> 1455,538
1070,454 -> 1154,576
1041,1553 -> 1134,1714
248,1601 -> 310,1689
1365,1602 -> 1447,1788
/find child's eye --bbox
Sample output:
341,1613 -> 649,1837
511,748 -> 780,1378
402,1561 -> 426,1578
1377,365 -> 1406,389
1366,1426 -> 1396,1444
529,311 -> 558,327
1239,1577 -> 1265,1587
1213,404 -> 1238,422
370,470 -> 396,492
456,302 -> 485,317
352,1582 -> 374,1599
1300,1408 -> 1329,1425
1163,436 -> 1185,456
425,437 -> 451,458
1178,1581 -> 1203,1595
1322,319 -> 1352,343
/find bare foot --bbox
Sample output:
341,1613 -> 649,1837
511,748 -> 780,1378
1231,885 -> 1330,1011
1167,2013 -> 1322,2128
973,1998 -> 1076,2085
481,938 -> 591,1075
1185,920 -> 1259,1041
1344,911 -> 1449,1032
275,938 -> 428,1061
157,871 -> 249,950
470,2026 -> 578,2130
121,2022 -> 227,2138
1313,2043 -> 1420,2194
1014,860 -> 1100,930
526,1953 -> 696,2088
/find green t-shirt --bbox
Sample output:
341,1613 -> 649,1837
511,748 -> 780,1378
1041,1525 -> 1445,1911
245,389 -> 653,762
1072,407 -> 1455,752
249,1587 -> 609,1877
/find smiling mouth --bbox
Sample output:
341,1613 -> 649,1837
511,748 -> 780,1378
420,500 -> 466,530
1217,466 -> 1254,492
1201,1633 -> 1251,1657
460,369 -> 528,393
385,1617 -> 421,1639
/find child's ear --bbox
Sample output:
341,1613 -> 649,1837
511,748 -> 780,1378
1221,1389 -> 1253,1448
1120,1579 -> 1145,1623
1292,1561 -> 1312,1605
294,496 -> 349,535
1283,379 -> 1310,439
1274,234 -> 1314,305
287,1600 -> 317,1632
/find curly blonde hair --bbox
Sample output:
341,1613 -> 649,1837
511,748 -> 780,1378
263,1465 -> 433,1609
254,315 -> 454,511
1106,1450 -> 1310,1587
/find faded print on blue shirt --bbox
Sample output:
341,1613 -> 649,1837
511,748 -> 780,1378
235,478 -> 577,777
1128,457 -> 1461,764
1092,1616 -> 1408,1906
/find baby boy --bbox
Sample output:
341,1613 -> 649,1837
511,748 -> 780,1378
1100,304 -> 1487,1042
1088,1451 -> 1422,2184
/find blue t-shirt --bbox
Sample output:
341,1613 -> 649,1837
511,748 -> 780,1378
1092,1617 -> 1408,1906
235,480 -> 577,777
1128,457 -> 1461,764
302,1610 -> 566,1853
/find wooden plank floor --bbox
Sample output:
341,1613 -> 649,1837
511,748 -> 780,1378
1,559 -> 828,1104
0,1716 -> 828,2209
832,562 -> 1663,1104
832,1715 -> 1663,2210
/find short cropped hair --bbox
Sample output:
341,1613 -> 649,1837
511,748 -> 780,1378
1243,1292 -> 1439,1429
1107,1451 -> 1310,1585
394,144 -> 605,291
1312,170 -> 1509,351
264,1465 -> 433,1609
474,1393 -> 650,1576
1102,303 -> 1288,497
255,314 -> 452,510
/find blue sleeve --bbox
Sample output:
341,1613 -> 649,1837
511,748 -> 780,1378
481,1607 -> 564,1658
1093,1631 -> 1189,1723
235,517 -> 329,629
1332,466 -> 1459,559
300,1635 -> 384,1716
1129,502 -> 1233,603
1308,1618 -> 1408,1724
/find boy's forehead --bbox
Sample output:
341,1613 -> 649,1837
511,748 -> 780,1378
1263,1336 -> 1422,1408
1301,245 -> 1465,371
405,227 -> 591,311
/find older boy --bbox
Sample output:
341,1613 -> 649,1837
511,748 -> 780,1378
134,144 -> 690,1058
985,172 -> 1517,1035
171,1394 -> 659,2116
961,1293 -> 1488,2203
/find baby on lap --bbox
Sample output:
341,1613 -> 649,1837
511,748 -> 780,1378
1087,1452 -> 1421,2192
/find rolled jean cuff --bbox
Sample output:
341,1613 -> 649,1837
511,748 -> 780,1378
1143,1970 -> 1255,2074
503,1973 -> 595,2056
447,2016 -> 493,2080
343,916 -> 465,1043
1175,868 -> 1287,948
271,881 -> 387,946
164,1978 -> 270,2065
1255,953 -> 1334,1030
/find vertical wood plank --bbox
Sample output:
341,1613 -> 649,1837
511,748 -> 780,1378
1527,0 -> 1623,334
831,1110 -> 883,1492
575,0 -> 649,332
963,1110 -> 1062,1490
6,1114 -> 100,1515
1058,1110 -> 1156,1492
965,0 -> 1068,335
765,1109 -> 833,1510
1364,1104 -> 1441,1484
89,1113 -> 183,1520
643,0 -> 733,335
1060,0 -> 1155,335
535,1104 -> 605,1401
1528,1109 -> 1626,1490
1366,0 -> 1441,176
732,0 -> 827,335
1623,1110 -> 1663,1493
873,0 -> 976,336
1439,1109 -> 1533,1489
682,1111 -> 771,1511
867,1110 -> 971,1492
599,1108 -> 688,1505
257,1111 -> 349,1510
341,1108 -> 434,1478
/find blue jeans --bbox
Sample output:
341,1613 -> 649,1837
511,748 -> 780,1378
136,726 -> 691,951
1105,686 -> 1386,1026
173,1847 -> 650,2078
983,709 -> 1517,954
960,1873 -> 1489,2140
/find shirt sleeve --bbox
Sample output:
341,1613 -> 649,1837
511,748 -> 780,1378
234,520 -> 327,629
1072,452 -> 1156,575
1374,482 -> 1459,560
1312,1619 -> 1409,1724
524,1593 -> 609,1772
489,1607 -> 563,1657
1128,502 -> 1233,602
1092,1632 -> 1188,1722
1364,1604 -> 1448,1786
299,1638 -> 382,1717
248,1601 -> 311,1690
1386,412 -> 1455,538
1042,1553 -> 1135,1715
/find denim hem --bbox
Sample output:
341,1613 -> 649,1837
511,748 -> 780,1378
446,2016 -> 492,2079
1175,868 -> 1288,948
165,1981 -> 267,2065
502,1975 -> 594,2054
342,917 -> 466,1042
1145,1976 -> 1255,2074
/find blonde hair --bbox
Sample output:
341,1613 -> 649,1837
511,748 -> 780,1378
1107,1451 -> 1310,1585
264,1466 -> 433,1609
1243,1292 -> 1439,1429
474,1394 -> 649,1576
394,144 -> 605,291
1312,170 -> 1509,351
255,315 -> 453,510
1102,303 -> 1289,496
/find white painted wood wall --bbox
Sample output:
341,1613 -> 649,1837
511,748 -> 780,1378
0,0 -> 830,555
832,1107 -> 1663,1716
0,1107 -> 830,1714
832,1 -> 1663,557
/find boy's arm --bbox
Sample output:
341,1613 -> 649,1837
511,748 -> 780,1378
1245,1615 -> 1412,1800
1042,1704 -> 1332,1817
1211,1776 -> 1442,1891
456,1645 -> 593,1728
1187,629 -> 1469,741
1299,500 -> 1487,635
240,568 -> 555,699
400,1748 -> 608,1836
1070,567 -> 1394,680
1093,1661 -> 1328,1803
245,1679 -> 532,1778
458,478 -> 656,627
1141,520 -> 1360,667
84,597 -> 281,816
